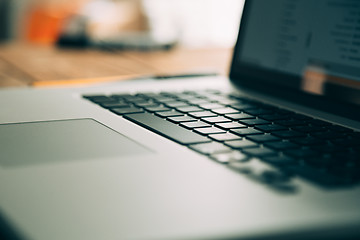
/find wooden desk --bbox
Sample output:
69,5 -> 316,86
0,43 -> 232,88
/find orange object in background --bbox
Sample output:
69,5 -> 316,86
24,2 -> 80,44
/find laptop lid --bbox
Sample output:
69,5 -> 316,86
230,0 -> 360,122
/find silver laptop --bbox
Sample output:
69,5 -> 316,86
1,0 -> 360,239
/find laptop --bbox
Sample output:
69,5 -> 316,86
1,0 -> 360,239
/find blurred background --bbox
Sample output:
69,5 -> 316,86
0,0 -> 244,88
0,0 -> 244,48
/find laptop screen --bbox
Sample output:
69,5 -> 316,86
231,0 -> 360,120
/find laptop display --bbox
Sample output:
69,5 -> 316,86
231,0 -> 360,120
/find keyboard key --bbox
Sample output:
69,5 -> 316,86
232,103 -> 258,110
210,151 -> 249,163
209,133 -> 242,141
124,113 -> 210,145
264,141 -> 298,150
310,131 -> 345,140
145,106 -> 171,112
134,101 -> 159,108
225,113 -> 255,120
244,108 -> 273,115
202,116 -> 231,124
290,137 -> 326,146
291,125 -> 327,133
164,101 -> 189,108
230,128 -> 262,136
224,139 -> 258,149
168,116 -> 197,123
189,142 -> 231,155
110,107 -> 144,115
84,95 -> 115,103
239,119 -> 270,126
215,122 -> 247,130
155,111 -> 184,118
211,107 -> 239,115
242,147 -> 277,157
194,127 -> 226,135
100,102 -> 130,109
271,130 -> 306,139
246,134 -> 280,143
177,106 -> 203,113
261,155 -> 297,166
255,124 -> 288,132
199,103 -> 224,109
188,111 -> 217,118
259,114 -> 288,121
283,149 -> 318,159
275,119 -> 308,127
180,121 -> 211,129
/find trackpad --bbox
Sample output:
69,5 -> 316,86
0,119 -> 152,167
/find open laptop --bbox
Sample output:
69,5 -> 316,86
1,0 -> 360,239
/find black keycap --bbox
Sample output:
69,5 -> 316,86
168,116 -> 197,123
264,141 -> 298,150
275,119 -> 308,127
255,124 -> 288,132
188,111 -> 217,118
239,119 -> 270,126
246,134 -> 280,143
291,125 -> 326,133
180,121 -> 211,129
244,108 -> 273,115
224,139 -> 258,149
124,113 -> 210,145
194,127 -> 226,135
215,122 -> 247,130
259,114 -> 288,121
283,149 -> 318,159
145,106 -> 171,112
164,101 -> 189,108
231,103 -> 258,110
110,107 -> 144,115
211,107 -> 239,115
261,155 -> 297,166
242,147 -> 277,157
199,103 -> 224,109
177,106 -> 203,113
189,142 -> 231,155
290,137 -> 326,146
225,113 -> 255,120
310,131 -> 345,140
230,128 -> 262,136
209,133 -> 242,141
186,98 -> 210,105
84,95 -> 115,103
134,101 -> 159,108
272,130 -> 306,139
202,116 -> 231,124
155,111 -> 184,118
100,102 -> 131,109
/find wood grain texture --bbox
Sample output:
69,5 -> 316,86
0,43 -> 232,88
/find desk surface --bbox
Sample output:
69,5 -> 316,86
0,43 -> 232,88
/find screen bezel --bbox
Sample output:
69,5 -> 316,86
229,0 -> 360,121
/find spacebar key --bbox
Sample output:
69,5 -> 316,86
124,112 -> 211,145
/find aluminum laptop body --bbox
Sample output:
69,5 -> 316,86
1,1 -> 360,239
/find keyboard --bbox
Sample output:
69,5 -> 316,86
83,90 -> 360,188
